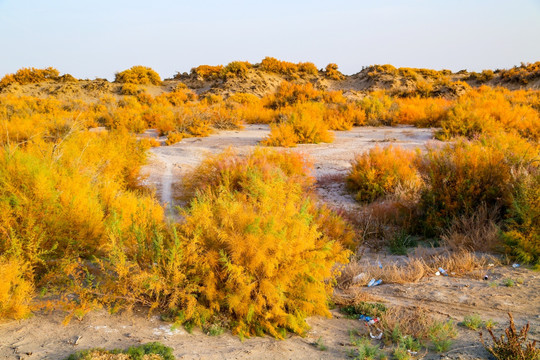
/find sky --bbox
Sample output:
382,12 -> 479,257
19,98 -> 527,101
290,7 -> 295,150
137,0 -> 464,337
0,0 -> 539,80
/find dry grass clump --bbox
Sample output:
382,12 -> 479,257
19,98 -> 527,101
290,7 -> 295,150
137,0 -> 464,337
441,204 -> 501,252
115,66 -> 162,85
336,250 -> 496,288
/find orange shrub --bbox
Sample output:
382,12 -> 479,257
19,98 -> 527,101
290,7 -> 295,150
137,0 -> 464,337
325,63 -> 344,80
267,81 -> 321,108
222,61 -> 252,78
437,86 -> 540,141
0,67 -> 60,89
346,145 -> 420,203
260,57 -> 317,78
191,64 -> 224,80
262,104 -> 334,147
114,66 -> 162,85
394,97 -> 451,127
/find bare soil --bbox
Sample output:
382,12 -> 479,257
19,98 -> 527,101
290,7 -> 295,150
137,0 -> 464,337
1,126 -> 538,360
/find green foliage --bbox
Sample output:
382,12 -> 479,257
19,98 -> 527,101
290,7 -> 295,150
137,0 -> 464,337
340,302 -> 387,319
428,320 -> 457,352
462,314 -> 484,330
349,336 -> 387,360
388,231 -> 418,255
65,342 -> 175,360
315,337 -> 328,351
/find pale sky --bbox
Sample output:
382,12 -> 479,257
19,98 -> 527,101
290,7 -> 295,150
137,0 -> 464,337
1,0 -> 539,79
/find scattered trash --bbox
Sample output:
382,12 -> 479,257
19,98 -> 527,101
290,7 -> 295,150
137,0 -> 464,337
359,314 -> 383,339
512,263 -> 520,268
488,263 -> 494,267
358,315 -> 380,325
435,271 -> 441,276
407,350 -> 418,355
378,260 -> 383,269
438,267 -> 448,276
352,273 -> 366,284
367,278 -> 382,287
483,275 -> 489,280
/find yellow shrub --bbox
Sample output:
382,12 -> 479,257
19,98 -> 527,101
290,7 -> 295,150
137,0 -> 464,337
262,104 -> 334,147
191,65 -> 224,80
176,149 -> 349,337
0,258 -> 33,320
115,66 -> 162,85
222,61 -> 252,78
267,81 -> 321,108
260,57 -> 317,77
0,67 -> 60,89
325,63 -> 344,80
437,87 -> 540,141
346,145 -> 420,203
120,83 -> 141,95
394,97 -> 451,127
165,132 -> 184,145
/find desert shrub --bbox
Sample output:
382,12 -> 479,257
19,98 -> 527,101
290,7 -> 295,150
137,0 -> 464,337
437,87 -> 540,141
393,97 -> 451,127
267,81 -> 321,108
0,67 -> 60,89
325,63 -> 344,80
480,313 -> 539,360
467,70 -> 495,83
165,132 -> 183,145
190,64 -> 224,80
115,66 -> 162,85
120,83 -> 141,95
346,146 -> 420,203
500,61 -> 540,84
416,140 -> 512,235
139,137 -> 161,148
262,104 -> 334,147
222,61 -> 251,78
0,257 -> 33,320
501,169 -> 540,268
182,148 -> 314,199
172,149 -> 350,337
359,92 -> 395,125
260,57 -> 317,78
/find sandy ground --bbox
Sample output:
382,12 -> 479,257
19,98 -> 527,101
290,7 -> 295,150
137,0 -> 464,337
139,124 -> 436,213
1,125 -> 538,360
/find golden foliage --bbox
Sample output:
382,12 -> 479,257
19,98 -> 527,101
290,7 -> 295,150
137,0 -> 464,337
325,63 -> 344,80
0,67 -> 60,89
346,146 -> 420,203
260,57 -> 318,78
115,66 -> 162,85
